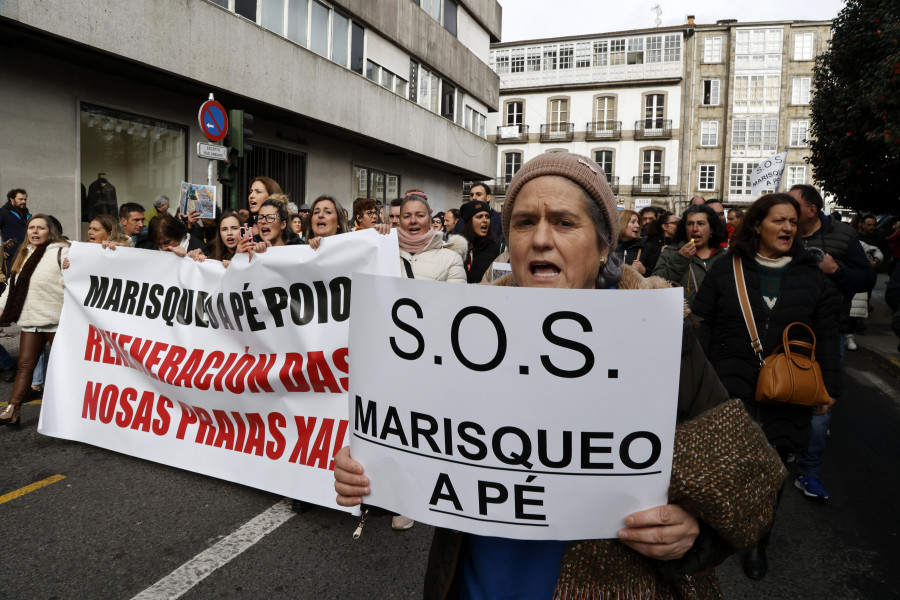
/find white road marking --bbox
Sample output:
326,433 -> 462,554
845,366 -> 899,406
131,499 -> 295,600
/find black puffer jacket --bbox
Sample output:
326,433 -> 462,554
691,246 -> 841,453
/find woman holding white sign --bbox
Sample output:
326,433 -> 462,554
0,215 -> 69,427
335,153 -> 785,599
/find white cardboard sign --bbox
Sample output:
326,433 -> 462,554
348,274 -> 684,540
41,231 -> 400,510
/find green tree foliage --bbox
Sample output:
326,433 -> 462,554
808,0 -> 900,212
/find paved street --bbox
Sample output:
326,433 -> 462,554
1,345 -> 898,599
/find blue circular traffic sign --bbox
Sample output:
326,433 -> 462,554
199,100 -> 228,142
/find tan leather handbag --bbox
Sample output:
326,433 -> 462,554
732,255 -> 831,407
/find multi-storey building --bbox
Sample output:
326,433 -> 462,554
486,17 -> 830,213
682,19 -> 831,206
0,0 -> 501,240
486,25 -> 691,212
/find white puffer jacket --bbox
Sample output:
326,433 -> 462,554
0,242 -> 69,327
399,234 -> 467,283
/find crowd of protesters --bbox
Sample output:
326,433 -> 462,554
1,159 -> 898,597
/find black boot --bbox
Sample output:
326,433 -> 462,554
743,545 -> 768,580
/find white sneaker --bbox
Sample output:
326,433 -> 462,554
391,515 -> 415,530
845,334 -> 857,351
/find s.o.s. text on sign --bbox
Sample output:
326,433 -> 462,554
348,274 -> 684,540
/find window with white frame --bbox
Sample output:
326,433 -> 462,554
418,65 -> 440,114
700,121 -> 719,146
610,39 -> 626,65
698,164 -> 717,191
791,77 -> 811,104
664,35 -> 681,62
465,106 -> 486,137
511,48 -> 525,73
549,98 -> 569,129
794,32 -> 814,60
527,47 -> 541,71
704,36 -> 723,63
627,38 -> 644,64
595,96 -> 615,125
732,118 -> 778,156
309,0 -> 330,57
593,40 -> 608,66
644,94 -> 665,128
576,42 -> 591,67
543,47 -> 557,70
594,150 -> 614,179
729,161 -> 759,198
787,165 -> 806,187
503,152 -> 522,183
559,44 -> 574,69
494,50 -> 510,74
703,80 -> 721,105
641,149 -> 662,184
735,28 -> 783,69
733,75 -> 781,111
646,36 -> 662,63
790,120 -> 809,146
506,101 -> 523,126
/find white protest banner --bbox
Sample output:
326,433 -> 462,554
41,231 -> 400,509
750,150 -> 788,196
348,275 -> 683,540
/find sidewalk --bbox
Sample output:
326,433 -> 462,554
853,271 -> 900,381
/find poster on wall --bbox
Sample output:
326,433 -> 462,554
179,181 -> 217,219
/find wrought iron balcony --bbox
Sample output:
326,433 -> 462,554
491,176 -> 512,195
632,176 -> 670,195
495,124 -> 529,143
606,175 -> 619,194
585,121 -> 622,141
633,119 -> 673,140
540,122 -> 575,143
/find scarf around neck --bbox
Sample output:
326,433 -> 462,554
397,226 -> 436,254
2,242 -> 51,323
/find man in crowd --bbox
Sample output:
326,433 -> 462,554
690,195 -> 706,206
788,184 -> 876,501
857,214 -> 890,268
119,202 -> 147,247
1,188 -> 31,271
387,198 -> 401,229
144,195 -> 170,226
705,199 -> 727,226
639,206 -> 659,235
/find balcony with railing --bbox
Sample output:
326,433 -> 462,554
606,175 -> 619,194
632,176 -> 670,195
495,124 -> 530,143
540,122 -> 575,143
586,121 -> 622,141
633,119 -> 673,140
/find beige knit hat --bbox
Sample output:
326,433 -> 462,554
502,152 -> 619,246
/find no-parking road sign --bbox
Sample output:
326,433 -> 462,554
199,99 -> 228,142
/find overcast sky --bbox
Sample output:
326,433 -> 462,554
499,0 -> 846,42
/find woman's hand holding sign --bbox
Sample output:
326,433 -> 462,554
334,446 -> 369,507
617,504 -> 700,560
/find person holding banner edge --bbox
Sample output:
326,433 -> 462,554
335,152 -> 785,599
0,214 -> 69,427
